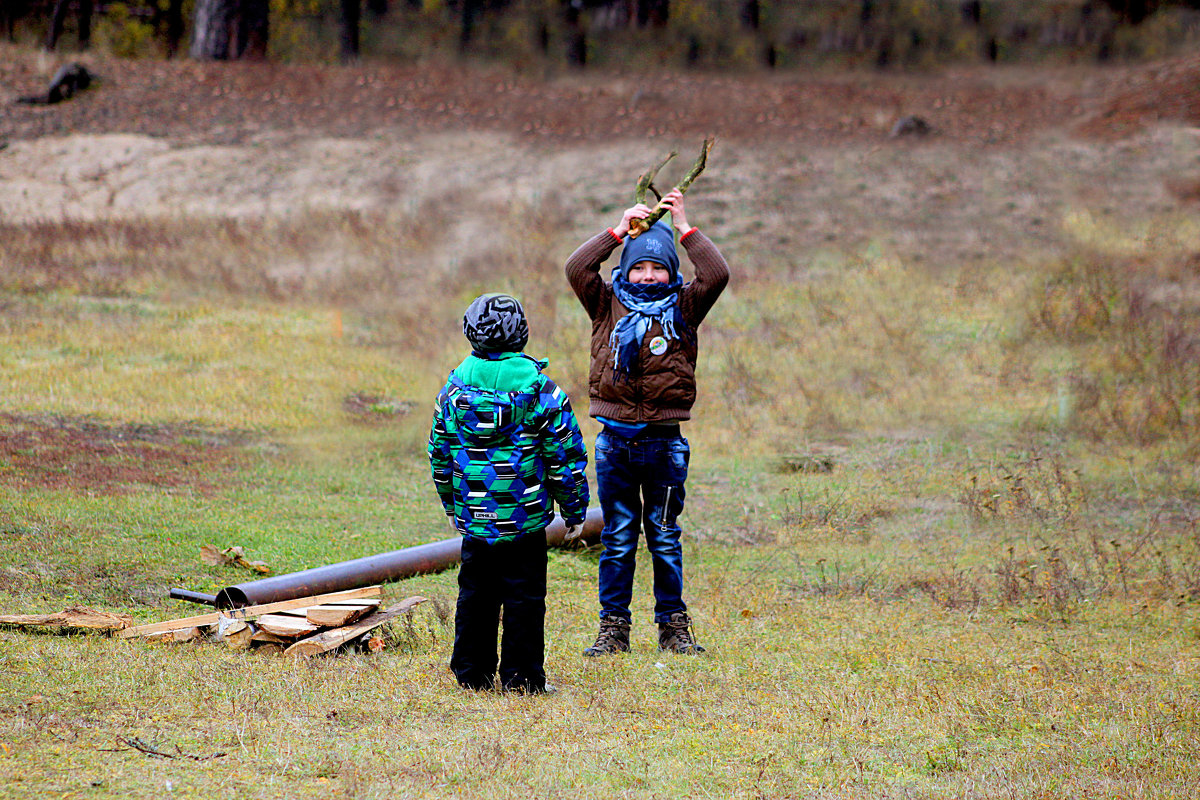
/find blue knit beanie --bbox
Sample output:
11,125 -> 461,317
617,220 -> 679,281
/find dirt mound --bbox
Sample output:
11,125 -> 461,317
1076,54 -> 1200,139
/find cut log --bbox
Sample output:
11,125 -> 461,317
252,642 -> 284,656
306,600 -> 380,627
144,623 -> 208,642
256,614 -> 319,638
172,626 -> 206,642
0,605 -> 132,631
217,618 -> 248,636
285,595 -> 426,658
224,622 -> 255,650
145,625 -> 208,643
117,586 -> 382,639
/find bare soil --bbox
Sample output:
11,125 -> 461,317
0,413 -> 253,494
2,48 -> 1198,148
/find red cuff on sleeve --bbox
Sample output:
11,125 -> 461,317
607,228 -> 623,243
680,228 -> 700,243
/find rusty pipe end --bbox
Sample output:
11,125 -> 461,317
214,586 -> 250,610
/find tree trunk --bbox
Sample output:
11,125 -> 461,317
564,2 -> 585,66
238,0 -> 269,59
636,0 -> 668,28
191,0 -> 235,60
76,0 -> 92,48
165,0 -> 185,57
339,0 -> 361,61
459,0 -> 482,50
45,0 -> 69,50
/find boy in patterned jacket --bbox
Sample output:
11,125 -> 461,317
428,293 -> 590,694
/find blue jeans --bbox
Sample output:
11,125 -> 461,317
594,428 -> 690,624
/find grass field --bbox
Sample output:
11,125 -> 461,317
2,52 -> 1200,798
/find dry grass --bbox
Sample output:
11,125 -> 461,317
3,63 -> 1200,799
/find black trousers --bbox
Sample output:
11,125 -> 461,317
451,530 -> 547,692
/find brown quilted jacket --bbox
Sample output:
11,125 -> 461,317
565,227 -> 729,423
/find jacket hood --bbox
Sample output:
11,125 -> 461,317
443,353 -> 547,444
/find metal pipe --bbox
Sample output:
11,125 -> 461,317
169,588 -> 217,606
212,508 -> 604,609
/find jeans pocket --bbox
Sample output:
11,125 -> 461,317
594,432 -> 612,462
668,437 -> 690,481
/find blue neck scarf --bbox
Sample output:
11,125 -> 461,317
609,271 -> 690,379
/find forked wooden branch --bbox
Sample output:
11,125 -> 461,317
629,137 -> 715,238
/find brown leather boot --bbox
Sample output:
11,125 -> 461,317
658,612 -> 706,654
582,615 -> 631,657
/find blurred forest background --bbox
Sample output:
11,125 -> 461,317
4,0 -> 1200,69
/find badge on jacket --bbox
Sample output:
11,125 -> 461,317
649,336 -> 668,356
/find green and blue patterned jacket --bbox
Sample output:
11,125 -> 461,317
428,352 -> 589,543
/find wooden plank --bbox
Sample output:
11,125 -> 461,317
0,606 -> 132,631
117,586 -> 382,639
285,595 -> 426,658
264,600 -> 378,620
306,600 -> 380,627
257,614 -> 319,638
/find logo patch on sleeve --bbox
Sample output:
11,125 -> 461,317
472,510 -> 499,520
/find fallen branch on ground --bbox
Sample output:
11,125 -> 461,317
0,606 -> 132,631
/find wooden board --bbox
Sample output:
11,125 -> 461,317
285,596 -> 426,657
306,600 -> 380,627
117,586 -> 382,639
256,614 -> 319,638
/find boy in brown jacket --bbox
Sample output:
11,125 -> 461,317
565,189 -> 729,655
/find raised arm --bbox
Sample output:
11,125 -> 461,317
658,190 -> 728,326
678,230 -> 729,328
565,204 -> 650,320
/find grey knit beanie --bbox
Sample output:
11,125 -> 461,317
462,293 -> 529,353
